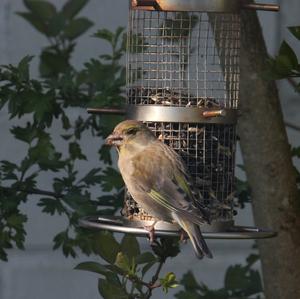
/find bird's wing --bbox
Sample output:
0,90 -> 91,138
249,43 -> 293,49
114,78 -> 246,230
131,141 -> 209,225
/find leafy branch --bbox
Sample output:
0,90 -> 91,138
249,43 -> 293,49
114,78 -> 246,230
0,0 -> 126,261
175,250 -> 263,299
76,234 -> 180,298
268,26 -> 300,90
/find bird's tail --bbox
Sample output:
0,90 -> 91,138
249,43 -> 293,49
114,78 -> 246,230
176,216 -> 213,259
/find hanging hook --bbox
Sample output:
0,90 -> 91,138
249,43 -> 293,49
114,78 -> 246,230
132,0 -> 162,10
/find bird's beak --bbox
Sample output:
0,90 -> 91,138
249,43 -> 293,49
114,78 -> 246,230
105,133 -> 123,146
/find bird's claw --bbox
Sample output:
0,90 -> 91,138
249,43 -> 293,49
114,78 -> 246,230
144,221 -> 157,245
180,229 -> 188,244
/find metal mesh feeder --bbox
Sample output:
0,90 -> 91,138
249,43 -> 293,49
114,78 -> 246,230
82,0 -> 279,239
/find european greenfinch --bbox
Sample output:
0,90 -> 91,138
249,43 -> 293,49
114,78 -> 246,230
106,120 -> 212,259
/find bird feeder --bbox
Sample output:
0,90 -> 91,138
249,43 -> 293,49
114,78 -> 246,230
82,0 -> 279,239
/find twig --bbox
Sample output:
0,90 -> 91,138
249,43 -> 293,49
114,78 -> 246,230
0,186 -> 75,219
150,260 -> 164,286
125,258 -> 165,299
285,121 -> 300,132
129,276 -> 151,289
0,186 -> 63,199
145,260 -> 165,298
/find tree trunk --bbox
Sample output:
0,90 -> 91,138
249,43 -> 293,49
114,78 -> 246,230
238,9 -> 300,299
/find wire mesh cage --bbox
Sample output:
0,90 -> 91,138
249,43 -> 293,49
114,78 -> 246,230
124,4 -> 240,225
83,0 -> 279,239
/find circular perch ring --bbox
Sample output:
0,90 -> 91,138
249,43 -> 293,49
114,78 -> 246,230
80,216 -> 277,239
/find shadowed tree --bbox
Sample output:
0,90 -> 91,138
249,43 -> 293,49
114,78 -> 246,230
239,8 -> 300,299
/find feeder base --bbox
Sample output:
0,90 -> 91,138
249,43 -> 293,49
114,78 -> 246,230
79,216 -> 276,239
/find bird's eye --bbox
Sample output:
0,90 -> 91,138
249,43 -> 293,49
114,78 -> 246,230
126,127 -> 138,135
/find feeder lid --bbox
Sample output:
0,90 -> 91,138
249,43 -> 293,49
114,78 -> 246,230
131,0 -> 279,13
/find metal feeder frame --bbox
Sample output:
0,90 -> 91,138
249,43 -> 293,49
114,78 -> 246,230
82,0 -> 279,240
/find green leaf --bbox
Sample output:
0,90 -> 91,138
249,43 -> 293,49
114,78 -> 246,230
10,123 -> 36,144
32,93 -> 55,125
120,234 -> 140,261
99,146 -> 112,164
61,114 -> 71,130
6,214 -> 27,229
64,18 -> 94,40
53,231 -> 68,250
39,50 -> 71,77
75,262 -> 108,276
246,269 -> 263,296
52,231 -> 76,258
135,252 -> 156,264
105,264 -> 125,276
273,55 -> 294,77
38,198 -> 64,215
1,161 -> 18,177
152,238 -> 180,260
279,41 -> 298,69
62,0 -> 90,19
24,0 -> 57,20
79,168 -> 102,186
100,167 -> 123,192
114,252 -> 131,272
180,271 -> 200,291
113,26 -> 125,44
47,13 -> 66,36
16,12 -> 49,35
0,248 -> 8,262
93,29 -> 114,43
160,272 -> 179,293
63,192 -> 89,211
17,56 -> 34,81
97,195 -> 116,206
291,146 -> 300,158
224,265 -> 248,291
98,278 -> 128,299
235,177 -> 251,208
288,26 -> 300,40
246,253 -> 260,267
69,142 -> 87,160
175,290 -> 200,299
29,134 -> 64,171
93,231 -> 120,263
141,261 -> 156,276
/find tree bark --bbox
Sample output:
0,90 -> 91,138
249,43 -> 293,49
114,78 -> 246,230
239,10 -> 300,299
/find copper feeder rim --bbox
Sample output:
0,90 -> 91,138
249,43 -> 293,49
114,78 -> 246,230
79,215 -> 277,240
131,0 -> 280,12
87,106 -> 238,125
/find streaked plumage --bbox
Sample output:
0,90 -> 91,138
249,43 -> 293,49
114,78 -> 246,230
106,120 -> 212,259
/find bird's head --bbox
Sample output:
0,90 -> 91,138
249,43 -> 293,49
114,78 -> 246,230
105,120 -> 156,149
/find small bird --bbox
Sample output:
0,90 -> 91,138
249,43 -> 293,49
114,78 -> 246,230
106,120 -> 212,259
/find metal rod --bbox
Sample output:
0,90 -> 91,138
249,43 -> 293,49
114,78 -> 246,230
87,108 -> 126,115
128,106 -> 237,124
242,3 -> 280,11
202,109 -> 226,118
